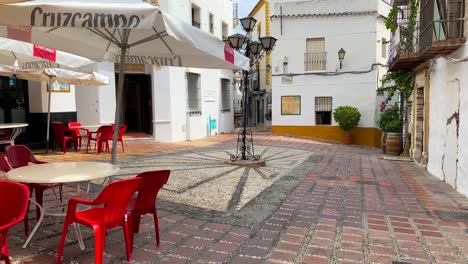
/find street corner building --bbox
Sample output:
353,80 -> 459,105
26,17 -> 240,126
267,0 -> 393,148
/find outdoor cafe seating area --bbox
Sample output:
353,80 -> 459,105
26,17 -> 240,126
0,143 -> 170,264
51,122 -> 128,154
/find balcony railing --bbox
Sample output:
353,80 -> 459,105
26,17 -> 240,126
420,18 -> 465,53
304,52 -> 326,72
389,18 -> 465,70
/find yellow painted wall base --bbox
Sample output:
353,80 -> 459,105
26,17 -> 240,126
272,126 -> 382,148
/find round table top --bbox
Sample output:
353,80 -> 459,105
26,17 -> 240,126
7,161 -> 120,184
0,123 -> 28,129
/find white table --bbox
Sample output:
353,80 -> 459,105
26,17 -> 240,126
7,161 -> 119,248
0,123 -> 28,145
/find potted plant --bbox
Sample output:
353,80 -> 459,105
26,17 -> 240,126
377,104 -> 402,155
333,106 -> 361,144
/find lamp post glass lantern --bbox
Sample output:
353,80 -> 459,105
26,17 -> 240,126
226,17 -> 276,162
338,48 -> 346,69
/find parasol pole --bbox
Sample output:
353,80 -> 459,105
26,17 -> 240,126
45,82 -> 52,153
111,29 -> 130,165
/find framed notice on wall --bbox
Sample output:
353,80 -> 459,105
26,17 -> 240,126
47,82 -> 70,93
281,95 -> 301,115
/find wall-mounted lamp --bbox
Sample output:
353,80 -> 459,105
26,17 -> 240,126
338,48 -> 346,69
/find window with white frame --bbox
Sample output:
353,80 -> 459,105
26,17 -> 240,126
191,4 -> 201,28
220,79 -> 230,112
382,38 -> 388,58
305,38 -> 326,71
187,73 -> 201,116
315,97 -> 332,125
209,13 -> 214,33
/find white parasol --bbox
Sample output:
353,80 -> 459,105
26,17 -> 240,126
0,37 -> 95,69
0,0 -> 250,163
0,64 -> 109,152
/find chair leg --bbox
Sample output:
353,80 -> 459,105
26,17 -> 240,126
62,139 -> 67,153
23,186 -> 33,236
121,140 -> 125,152
134,215 -> 142,234
153,208 -> 160,247
57,220 -> 71,264
34,187 -> 45,221
93,226 -> 106,264
122,220 -> 132,261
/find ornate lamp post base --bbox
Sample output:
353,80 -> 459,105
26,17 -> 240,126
230,129 -> 260,161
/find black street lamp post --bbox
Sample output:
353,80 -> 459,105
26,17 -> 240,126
225,17 -> 277,161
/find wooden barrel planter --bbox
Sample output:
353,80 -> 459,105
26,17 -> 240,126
385,132 -> 403,156
381,132 -> 387,154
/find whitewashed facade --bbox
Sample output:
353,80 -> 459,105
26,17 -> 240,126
422,6 -> 468,197
33,0 -> 235,143
269,0 -> 391,147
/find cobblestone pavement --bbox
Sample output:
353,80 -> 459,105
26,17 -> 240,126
6,133 -> 468,264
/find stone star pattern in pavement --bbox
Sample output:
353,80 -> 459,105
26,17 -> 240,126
5,133 -> 468,264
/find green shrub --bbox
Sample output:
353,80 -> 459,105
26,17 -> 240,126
378,105 -> 401,133
333,106 -> 361,133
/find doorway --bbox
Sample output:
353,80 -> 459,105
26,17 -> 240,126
0,76 -> 29,136
115,74 -> 153,135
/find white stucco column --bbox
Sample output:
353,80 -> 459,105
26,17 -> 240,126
75,61 -> 116,125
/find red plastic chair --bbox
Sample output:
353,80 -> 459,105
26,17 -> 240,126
0,153 -> 12,173
5,145 -> 62,223
0,129 -> 10,141
0,180 -> 30,264
126,170 -> 170,251
52,122 -> 77,153
68,122 -> 90,150
87,125 -> 113,154
117,125 -> 127,152
57,178 -> 141,264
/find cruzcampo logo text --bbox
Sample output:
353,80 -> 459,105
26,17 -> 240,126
31,7 -> 141,28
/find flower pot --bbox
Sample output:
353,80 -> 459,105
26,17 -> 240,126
343,133 -> 352,144
385,132 -> 403,156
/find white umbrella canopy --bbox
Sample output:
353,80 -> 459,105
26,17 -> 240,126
0,64 -> 109,85
0,64 -> 110,152
0,0 -> 28,3
0,37 -> 95,69
0,0 -> 250,164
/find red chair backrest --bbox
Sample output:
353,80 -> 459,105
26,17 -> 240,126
93,178 -> 140,228
97,125 -> 113,141
68,122 -> 81,136
52,122 -> 67,139
5,145 -> 42,168
0,180 -> 30,229
0,128 -> 10,140
0,153 -> 12,172
134,170 -> 170,212
118,125 -> 127,140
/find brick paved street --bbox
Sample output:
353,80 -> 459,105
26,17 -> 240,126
6,133 -> 468,263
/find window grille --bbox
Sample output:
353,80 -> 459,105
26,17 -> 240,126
187,73 -> 201,115
315,97 -> 332,125
221,79 -> 231,112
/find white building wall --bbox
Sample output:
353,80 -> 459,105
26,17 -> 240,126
28,82 -> 76,113
424,2 -> 468,197
427,44 -> 468,197
270,0 -> 391,130
75,61 -> 116,125
150,0 -> 234,142
272,72 -> 378,127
